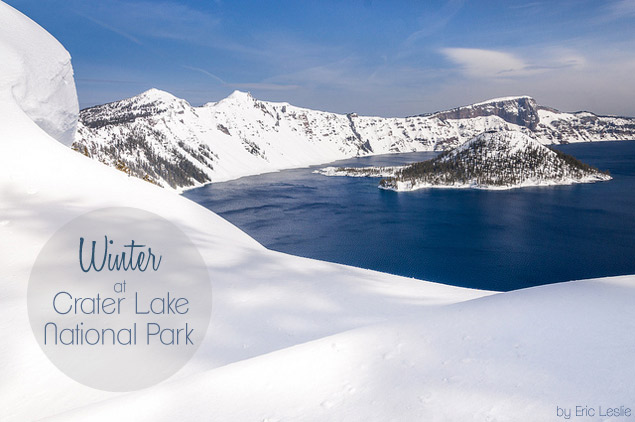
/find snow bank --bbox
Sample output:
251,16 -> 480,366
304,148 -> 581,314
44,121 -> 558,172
0,1 -> 78,146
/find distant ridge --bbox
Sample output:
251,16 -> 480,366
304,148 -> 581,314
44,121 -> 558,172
73,89 -> 635,191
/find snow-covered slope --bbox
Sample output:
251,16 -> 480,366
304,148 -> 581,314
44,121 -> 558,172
75,89 -> 369,190
74,90 -> 635,191
42,275 -> 635,422
536,107 -> 635,143
2,2 -> 635,421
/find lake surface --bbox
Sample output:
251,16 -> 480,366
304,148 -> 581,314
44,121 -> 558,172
183,140 -> 635,291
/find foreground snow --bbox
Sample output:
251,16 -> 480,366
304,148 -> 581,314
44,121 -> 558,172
1,2 -> 634,421
42,275 -> 635,422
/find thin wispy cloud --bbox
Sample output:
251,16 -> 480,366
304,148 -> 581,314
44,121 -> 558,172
182,66 -> 227,85
434,43 -> 635,117
508,2 -> 543,10
405,0 -> 465,44
441,48 -> 586,79
607,0 -> 635,19
76,11 -> 143,45
76,0 -> 220,43
441,48 -> 533,78
73,0 -> 269,60
182,66 -> 299,92
591,0 -> 635,24
76,78 -> 143,85
230,83 -> 300,91
266,57 -> 371,91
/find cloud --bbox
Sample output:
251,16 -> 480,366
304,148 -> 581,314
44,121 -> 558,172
114,1 -> 220,41
75,1 -> 220,44
441,47 -> 586,79
441,48 -> 534,78
264,57 -> 375,93
606,0 -> 635,19
76,12 -> 143,45
265,42 -> 635,117
431,44 -> 635,117
248,56 -> 451,116
508,2 -> 543,10
182,66 -> 299,92
76,78 -> 143,85
182,66 -> 227,85
405,0 -> 465,44
229,83 -> 300,91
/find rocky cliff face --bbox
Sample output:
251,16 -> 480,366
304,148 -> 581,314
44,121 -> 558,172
73,90 -> 635,191
428,96 -> 540,130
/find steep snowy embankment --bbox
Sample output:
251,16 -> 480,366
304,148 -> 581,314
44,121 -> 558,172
1,2 -> 634,421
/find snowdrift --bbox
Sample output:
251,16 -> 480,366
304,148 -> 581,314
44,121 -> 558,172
0,2 -> 633,421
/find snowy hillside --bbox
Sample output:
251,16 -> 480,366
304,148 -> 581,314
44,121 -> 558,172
74,89 -> 635,191
75,89 -> 370,190
536,107 -> 635,143
2,2 -> 635,421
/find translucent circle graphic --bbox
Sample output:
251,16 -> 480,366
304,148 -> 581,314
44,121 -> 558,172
27,207 -> 212,392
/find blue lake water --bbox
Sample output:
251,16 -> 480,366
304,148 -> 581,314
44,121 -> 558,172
183,140 -> 635,291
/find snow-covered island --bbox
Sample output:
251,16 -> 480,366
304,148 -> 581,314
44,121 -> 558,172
318,131 -> 612,191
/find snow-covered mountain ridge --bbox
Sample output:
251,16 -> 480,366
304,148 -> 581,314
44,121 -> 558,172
74,89 -> 635,191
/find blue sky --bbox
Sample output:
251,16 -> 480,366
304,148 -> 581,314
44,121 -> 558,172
6,0 -> 635,116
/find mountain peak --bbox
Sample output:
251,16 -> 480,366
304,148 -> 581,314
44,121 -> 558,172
227,90 -> 253,101
137,88 -> 179,103
212,90 -> 255,109
456,130 -> 540,155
